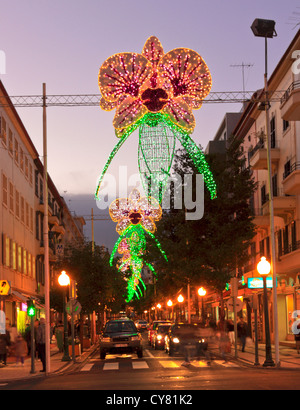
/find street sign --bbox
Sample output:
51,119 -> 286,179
0,280 -> 10,295
66,300 -> 82,314
226,297 -> 243,312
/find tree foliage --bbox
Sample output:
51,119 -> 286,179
145,134 -> 257,299
53,241 -> 126,314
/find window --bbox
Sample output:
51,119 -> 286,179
12,241 -> 17,270
15,190 -> 20,218
30,207 -> 33,231
2,173 -> 8,206
26,202 -> 29,227
28,253 -> 32,276
29,163 -> 33,185
283,119 -> 289,132
8,129 -> 13,155
14,138 -> 19,164
32,256 -> 36,279
261,185 -> 267,206
5,236 -> 10,267
272,174 -> 278,197
25,157 -> 29,178
21,196 -> 25,223
284,160 -> 291,179
17,246 -> 22,272
1,116 -> 7,145
270,116 -> 276,148
23,249 -> 27,275
20,147 -> 24,171
9,182 -> 14,212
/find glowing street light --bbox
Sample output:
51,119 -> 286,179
58,270 -> 71,362
198,287 -> 207,322
257,257 -> 275,367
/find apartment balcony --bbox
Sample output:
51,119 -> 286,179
262,191 -> 296,219
280,81 -> 300,121
282,162 -> 300,195
252,208 -> 270,227
249,140 -> 280,170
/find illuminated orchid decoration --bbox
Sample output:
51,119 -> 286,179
95,36 -> 217,203
109,189 -> 167,302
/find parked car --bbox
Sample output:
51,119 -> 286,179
135,320 -> 148,332
165,323 -> 210,357
99,319 -> 143,359
148,320 -> 171,346
152,323 -> 172,349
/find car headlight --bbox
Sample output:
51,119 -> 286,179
157,335 -> 162,340
173,337 -> 180,343
101,337 -> 111,342
131,336 -> 140,341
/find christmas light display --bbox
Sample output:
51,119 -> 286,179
95,36 -> 217,202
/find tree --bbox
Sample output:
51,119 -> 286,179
148,134 -> 257,307
54,240 -> 126,315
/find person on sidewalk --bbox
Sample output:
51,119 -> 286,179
237,316 -> 248,352
36,318 -> 46,372
15,335 -> 27,366
0,330 -> 11,366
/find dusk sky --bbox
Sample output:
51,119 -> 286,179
1,0 -> 300,248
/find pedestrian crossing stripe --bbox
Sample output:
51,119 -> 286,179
159,360 -> 180,368
214,360 -> 239,367
103,362 -> 119,370
80,359 -> 240,372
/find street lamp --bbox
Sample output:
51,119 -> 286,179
257,257 -> 275,367
177,294 -> 184,321
167,299 -> 173,320
198,287 -> 206,323
58,270 -> 71,362
251,17 -> 280,367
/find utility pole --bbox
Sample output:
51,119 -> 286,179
43,83 -> 51,375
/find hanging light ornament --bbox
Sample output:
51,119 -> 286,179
95,36 -> 217,203
109,189 -> 167,302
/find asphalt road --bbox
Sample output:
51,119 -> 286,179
1,332 -> 300,393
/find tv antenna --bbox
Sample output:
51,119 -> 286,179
230,62 -> 254,100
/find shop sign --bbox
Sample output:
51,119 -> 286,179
247,277 -> 275,289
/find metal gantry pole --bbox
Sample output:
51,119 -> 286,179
43,83 -> 51,375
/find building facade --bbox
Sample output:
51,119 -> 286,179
0,80 -> 85,335
231,29 -> 300,343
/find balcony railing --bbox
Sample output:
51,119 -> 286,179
280,80 -> 300,105
283,162 -> 300,180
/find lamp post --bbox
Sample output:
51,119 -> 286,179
156,303 -> 161,320
198,287 -> 206,323
177,294 -> 184,322
251,18 -> 280,367
257,257 -> 275,367
167,300 -> 173,320
58,270 -> 71,362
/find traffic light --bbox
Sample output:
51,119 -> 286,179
27,299 -> 36,317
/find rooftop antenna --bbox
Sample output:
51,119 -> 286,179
286,7 -> 300,29
230,62 -> 254,101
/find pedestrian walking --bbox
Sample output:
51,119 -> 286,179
36,317 -> 46,372
227,319 -> 235,345
219,329 -> 231,363
15,335 -> 27,366
0,330 -> 10,366
294,322 -> 300,354
237,316 -> 248,352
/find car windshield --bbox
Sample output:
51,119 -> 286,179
105,321 -> 136,333
157,325 -> 171,334
153,322 -> 170,330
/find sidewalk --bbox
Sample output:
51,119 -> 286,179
223,341 -> 300,369
0,342 -> 98,383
